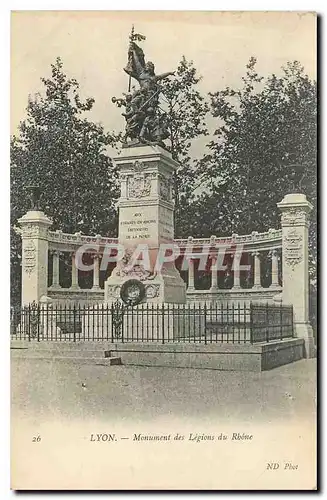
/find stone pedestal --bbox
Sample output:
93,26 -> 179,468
278,193 -> 315,358
104,145 -> 186,304
18,210 -> 53,306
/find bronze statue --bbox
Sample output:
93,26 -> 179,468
139,107 -> 170,146
121,90 -> 147,141
112,28 -> 175,148
26,185 -> 41,210
124,42 -> 175,94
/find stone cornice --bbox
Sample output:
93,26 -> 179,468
48,228 -> 282,252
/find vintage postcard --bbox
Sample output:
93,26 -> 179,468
10,10 -> 317,490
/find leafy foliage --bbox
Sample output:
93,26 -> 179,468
11,54 -> 317,322
160,57 -> 209,236
11,57 -> 119,304
194,58 -> 316,284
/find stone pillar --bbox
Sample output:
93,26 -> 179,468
187,259 -> 195,291
232,253 -> 241,290
244,253 -> 252,288
18,210 -> 52,306
92,253 -> 100,290
278,193 -> 315,357
70,252 -> 79,290
252,251 -> 262,289
50,250 -> 61,289
210,256 -> 218,292
269,249 -> 279,288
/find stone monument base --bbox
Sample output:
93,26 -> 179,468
104,266 -> 186,304
105,143 -> 186,305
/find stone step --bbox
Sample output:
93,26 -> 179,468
107,356 -> 122,366
11,351 -> 107,359
11,350 -> 122,365
11,347 -> 107,357
11,343 -> 110,359
11,340 -> 110,349
11,341 -> 108,349
49,356 -> 122,365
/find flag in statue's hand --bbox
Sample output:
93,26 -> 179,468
133,33 -> 146,42
125,28 -> 147,90
124,41 -> 146,79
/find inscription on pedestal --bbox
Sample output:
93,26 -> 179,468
159,205 -> 174,241
106,145 -> 186,304
24,240 -> 36,274
120,207 -> 157,241
284,229 -> 303,270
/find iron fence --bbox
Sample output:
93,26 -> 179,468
250,303 -> 293,343
10,301 -> 294,344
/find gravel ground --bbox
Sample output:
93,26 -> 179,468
11,356 -> 316,425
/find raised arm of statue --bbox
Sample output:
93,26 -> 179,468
155,71 -> 175,82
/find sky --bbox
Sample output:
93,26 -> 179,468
11,10 -> 316,146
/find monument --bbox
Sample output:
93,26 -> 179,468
104,28 -> 186,305
17,186 -> 53,306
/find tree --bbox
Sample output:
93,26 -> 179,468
196,58 -> 316,253
194,58 -> 317,322
160,57 -> 209,236
11,57 -> 119,305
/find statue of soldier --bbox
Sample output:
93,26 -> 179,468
139,106 -> 156,143
120,90 -> 148,141
124,41 -> 174,116
139,108 -> 170,145
124,41 -> 175,97
113,30 -> 175,146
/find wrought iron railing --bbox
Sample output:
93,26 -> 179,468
11,302 -> 294,345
